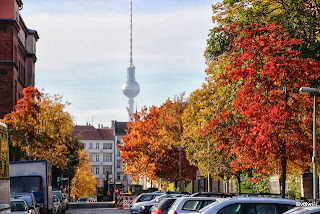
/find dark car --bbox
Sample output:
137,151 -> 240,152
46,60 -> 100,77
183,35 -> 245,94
150,198 -> 178,214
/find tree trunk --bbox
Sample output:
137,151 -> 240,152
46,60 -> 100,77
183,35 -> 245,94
280,142 -> 287,198
237,173 -> 241,194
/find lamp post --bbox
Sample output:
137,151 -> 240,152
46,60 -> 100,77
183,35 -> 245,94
300,87 -> 319,200
177,146 -> 183,192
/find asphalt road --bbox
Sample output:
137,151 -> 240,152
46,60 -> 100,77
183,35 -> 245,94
65,208 -> 130,214
65,202 -> 131,214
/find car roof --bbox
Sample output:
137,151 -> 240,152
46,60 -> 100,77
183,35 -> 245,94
11,199 -> 27,203
219,197 -> 297,203
199,197 -> 297,213
11,192 -> 33,196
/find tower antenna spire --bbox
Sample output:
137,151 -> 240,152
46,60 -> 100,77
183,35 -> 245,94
122,0 -> 140,121
130,1 -> 133,66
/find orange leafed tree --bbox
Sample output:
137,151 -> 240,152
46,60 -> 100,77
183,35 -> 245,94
71,149 -> 98,198
120,95 -> 196,184
2,86 -> 79,169
202,22 -> 320,195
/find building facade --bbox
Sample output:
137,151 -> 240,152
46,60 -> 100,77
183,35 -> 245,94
73,124 -> 130,190
111,120 -> 132,192
0,0 -> 39,118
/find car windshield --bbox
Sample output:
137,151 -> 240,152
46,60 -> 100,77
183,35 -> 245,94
10,176 -> 42,192
11,201 -> 27,211
11,195 -> 34,207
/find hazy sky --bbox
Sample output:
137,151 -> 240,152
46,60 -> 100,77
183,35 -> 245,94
20,0 -> 217,127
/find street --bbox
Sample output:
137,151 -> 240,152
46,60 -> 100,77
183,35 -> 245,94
66,208 -> 130,214
66,202 -> 131,214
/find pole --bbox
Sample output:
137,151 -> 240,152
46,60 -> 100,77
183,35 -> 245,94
179,149 -> 182,192
207,139 -> 211,192
314,94 -> 318,200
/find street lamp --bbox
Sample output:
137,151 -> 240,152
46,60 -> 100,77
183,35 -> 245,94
300,87 -> 319,200
177,146 -> 183,192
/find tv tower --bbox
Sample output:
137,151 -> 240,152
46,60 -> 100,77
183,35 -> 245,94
122,1 -> 140,121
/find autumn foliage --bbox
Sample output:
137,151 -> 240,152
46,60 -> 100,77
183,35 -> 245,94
201,21 -> 320,192
119,96 -> 197,184
71,149 -> 98,198
2,87 -> 81,169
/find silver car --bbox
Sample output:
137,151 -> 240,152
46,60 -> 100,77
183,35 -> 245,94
52,190 -> 67,213
168,197 -> 217,214
199,197 -> 297,214
283,205 -> 320,214
131,194 -> 170,214
11,192 -> 40,214
11,199 -> 29,214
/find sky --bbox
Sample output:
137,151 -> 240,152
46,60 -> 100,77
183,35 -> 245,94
20,0 -> 217,128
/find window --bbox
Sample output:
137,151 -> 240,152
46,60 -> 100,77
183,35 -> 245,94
103,166 -> 112,175
95,167 -> 99,175
117,149 -> 121,157
82,143 -> 86,149
182,200 -> 201,211
103,154 -> 112,162
95,155 -> 99,162
103,143 -> 112,149
117,172 -> 121,181
96,143 -> 99,149
89,143 -> 93,149
89,155 -> 92,161
117,160 -> 121,168
217,203 -> 245,214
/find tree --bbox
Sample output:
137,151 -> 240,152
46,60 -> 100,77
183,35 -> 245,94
120,95 -> 197,184
2,87 -> 81,170
203,21 -> 320,196
120,106 -> 161,181
71,149 -> 98,198
209,0 -> 320,61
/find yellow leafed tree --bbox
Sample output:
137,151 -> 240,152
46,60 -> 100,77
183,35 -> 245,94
71,149 -> 98,198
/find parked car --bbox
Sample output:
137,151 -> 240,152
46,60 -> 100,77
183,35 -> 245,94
199,197 -> 297,214
77,197 -> 88,202
168,197 -> 217,214
190,192 -> 233,198
134,193 -> 165,204
131,194 -> 170,214
283,205 -> 320,214
150,197 -> 179,214
53,195 -> 63,214
11,192 -> 40,214
11,199 -> 29,214
52,190 -> 68,212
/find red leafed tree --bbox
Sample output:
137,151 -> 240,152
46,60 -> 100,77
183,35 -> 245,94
154,148 -> 197,184
203,22 -> 320,196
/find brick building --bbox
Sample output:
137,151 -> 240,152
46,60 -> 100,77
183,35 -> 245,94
0,0 -> 39,118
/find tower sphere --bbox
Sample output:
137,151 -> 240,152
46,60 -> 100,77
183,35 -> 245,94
122,80 -> 140,98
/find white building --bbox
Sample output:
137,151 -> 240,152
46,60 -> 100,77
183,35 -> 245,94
73,124 -> 129,189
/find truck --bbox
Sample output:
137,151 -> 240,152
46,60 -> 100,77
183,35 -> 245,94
10,160 -> 53,214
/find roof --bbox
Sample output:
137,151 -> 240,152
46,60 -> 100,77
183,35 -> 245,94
73,125 -> 114,140
112,121 -> 129,135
